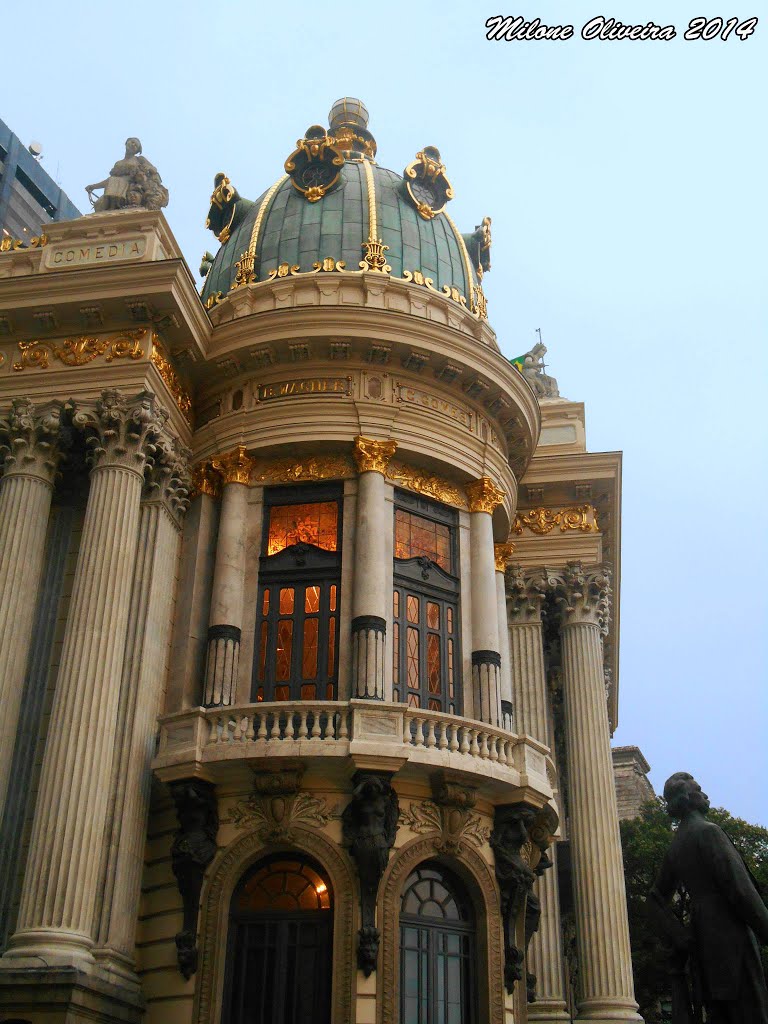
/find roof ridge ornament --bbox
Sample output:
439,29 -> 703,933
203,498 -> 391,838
404,146 -> 454,220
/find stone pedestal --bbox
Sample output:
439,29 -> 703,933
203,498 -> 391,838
203,446 -> 254,707
351,436 -> 397,700
507,566 -> 570,1022
465,477 -> 505,726
0,399 -> 64,820
94,443 -> 189,978
554,563 -> 641,1023
5,390 -> 166,967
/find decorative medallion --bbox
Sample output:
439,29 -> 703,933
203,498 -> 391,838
404,146 -> 454,220
284,126 -> 345,203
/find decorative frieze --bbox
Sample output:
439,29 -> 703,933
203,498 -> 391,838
252,453 -> 354,485
150,335 -> 192,423
352,435 -> 398,475
513,503 -> 599,536
386,458 -> 467,509
13,329 -> 147,372
465,475 -> 505,514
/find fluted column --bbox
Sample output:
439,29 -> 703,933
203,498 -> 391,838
202,446 -> 255,707
507,566 -> 570,1022
554,562 -> 641,1022
94,440 -> 191,979
465,477 -> 505,725
0,399 -> 64,821
351,436 -> 397,699
494,543 -> 516,729
6,389 -> 167,966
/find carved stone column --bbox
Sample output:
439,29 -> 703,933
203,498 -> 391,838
494,543 -> 516,729
94,439 -> 191,979
506,566 -> 570,1022
351,436 -> 397,700
465,477 -> 505,725
6,390 -> 166,966
0,399 -> 65,821
553,563 -> 641,1022
203,445 -> 255,707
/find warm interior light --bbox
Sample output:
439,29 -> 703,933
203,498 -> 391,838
315,882 -> 327,895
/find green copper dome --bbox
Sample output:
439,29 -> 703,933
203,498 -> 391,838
200,99 -> 489,312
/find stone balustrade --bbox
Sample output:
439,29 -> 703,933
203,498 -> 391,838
153,700 -> 554,801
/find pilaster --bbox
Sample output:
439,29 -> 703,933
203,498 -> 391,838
351,436 -> 397,700
5,389 -> 167,968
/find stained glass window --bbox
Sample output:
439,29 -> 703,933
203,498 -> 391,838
267,501 -> 338,555
394,509 -> 451,570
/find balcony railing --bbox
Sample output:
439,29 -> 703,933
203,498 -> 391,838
153,700 -> 553,799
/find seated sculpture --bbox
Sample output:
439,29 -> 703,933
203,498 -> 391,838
510,342 -> 560,398
650,773 -> 768,1024
86,137 -> 168,212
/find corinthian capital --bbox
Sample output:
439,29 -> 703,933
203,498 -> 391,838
465,476 -> 505,514
0,398 -> 67,485
145,436 -> 193,520
550,561 -> 611,634
494,542 -> 516,572
353,435 -> 397,475
210,445 -> 256,485
505,565 -> 548,623
74,389 -> 168,474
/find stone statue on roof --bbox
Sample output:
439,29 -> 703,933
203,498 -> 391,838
510,342 -> 560,399
86,137 -> 169,213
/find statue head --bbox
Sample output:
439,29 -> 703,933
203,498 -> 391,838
663,772 -> 711,819
125,137 -> 142,156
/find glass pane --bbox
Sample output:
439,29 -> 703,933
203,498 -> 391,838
305,585 -> 320,613
238,859 -> 332,912
407,628 -> 419,689
326,681 -> 334,699
447,606 -> 453,634
393,622 -> 399,684
406,595 -> 419,624
303,618 -> 318,679
327,617 -> 336,677
427,602 -> 439,629
428,698 -> 441,712
262,589 -> 270,615
427,634 -> 441,694
448,638 -> 454,698
393,508 -> 452,571
276,620 -> 293,681
280,588 -> 294,614
393,589 -> 399,617
301,683 -> 316,700
407,693 -> 419,707
275,684 -> 290,701
267,501 -> 338,555
329,584 -> 337,612
258,622 -> 268,681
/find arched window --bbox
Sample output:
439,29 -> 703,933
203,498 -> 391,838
393,491 -> 462,714
224,856 -> 333,1024
400,862 -> 476,1024
252,484 -> 342,702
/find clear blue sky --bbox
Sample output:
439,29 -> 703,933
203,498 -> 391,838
5,1 -> 766,821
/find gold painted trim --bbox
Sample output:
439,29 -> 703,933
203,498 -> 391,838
353,435 -> 397,475
231,174 -> 288,290
465,476 -> 506,514
0,233 -> 47,253
150,335 -> 192,423
13,329 -> 146,371
386,459 -> 468,510
210,445 -> 257,485
190,461 -> 222,501
362,157 -> 378,241
513,505 -> 599,536
494,542 -> 516,572
252,453 -> 355,485
443,212 -> 488,319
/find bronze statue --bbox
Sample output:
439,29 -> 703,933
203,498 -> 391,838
650,773 -> 768,1024
86,137 -> 168,212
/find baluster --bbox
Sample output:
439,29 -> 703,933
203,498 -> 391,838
208,715 -> 220,745
459,725 -> 470,754
414,718 -> 425,747
448,723 -> 459,752
338,710 -> 349,740
403,715 -> 412,745
322,713 -> 334,741
232,716 -> 243,742
245,713 -> 255,741
310,709 -> 321,739
437,722 -> 448,750
470,729 -> 480,757
489,734 -> 499,762
284,711 -> 295,740
479,732 -> 490,759
506,741 -> 517,769
426,720 -> 437,748
269,712 -> 281,741
298,709 -> 309,739
256,711 -> 268,740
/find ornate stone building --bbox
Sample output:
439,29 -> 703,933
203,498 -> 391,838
612,747 -> 656,822
0,99 -> 641,1023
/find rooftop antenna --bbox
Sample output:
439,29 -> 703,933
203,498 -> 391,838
535,327 -> 543,344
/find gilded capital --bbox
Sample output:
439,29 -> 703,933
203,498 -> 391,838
551,560 -> 611,634
189,460 -> 222,501
505,565 -> 548,624
0,397 -> 67,485
465,476 -> 505,514
494,542 -> 516,572
210,445 -> 256,485
353,435 -> 397,475
73,388 -> 168,474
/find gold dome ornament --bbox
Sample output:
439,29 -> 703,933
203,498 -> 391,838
404,146 -> 454,220
284,126 -> 345,203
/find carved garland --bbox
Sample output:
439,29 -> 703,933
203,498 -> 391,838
513,504 -> 599,535
13,329 -> 147,371
194,825 -> 356,1024
378,835 -> 505,1024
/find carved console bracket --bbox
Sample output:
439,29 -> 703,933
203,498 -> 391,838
342,770 -> 399,976
230,762 -> 334,841
169,778 -> 219,980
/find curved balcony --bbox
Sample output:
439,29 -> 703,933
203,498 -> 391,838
153,700 -> 555,807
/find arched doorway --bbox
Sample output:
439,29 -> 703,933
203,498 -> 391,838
399,861 -> 476,1024
224,855 -> 333,1024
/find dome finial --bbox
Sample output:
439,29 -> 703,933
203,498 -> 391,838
328,98 -> 377,161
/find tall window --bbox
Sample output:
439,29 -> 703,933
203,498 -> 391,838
393,492 -> 461,714
252,485 -> 341,702
224,856 -> 333,1024
400,862 -> 476,1024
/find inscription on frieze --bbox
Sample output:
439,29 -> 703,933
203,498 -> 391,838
46,238 -> 147,269
396,384 -> 473,430
257,377 -> 352,401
